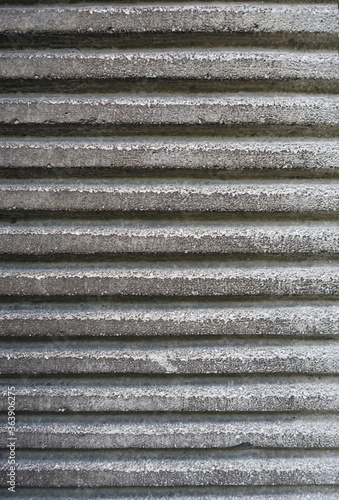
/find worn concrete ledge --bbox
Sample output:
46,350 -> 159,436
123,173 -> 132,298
0,451 -> 339,487
1,181 -> 339,213
1,223 -> 339,255
0,379 -> 338,411
0,139 -> 337,173
1,339 -> 338,375
1,51 -> 337,81
0,263 -> 338,297
1,414 -> 337,449
0,304 -> 338,337
0,96 -> 337,126
0,4 -> 336,35
0,487 -> 338,500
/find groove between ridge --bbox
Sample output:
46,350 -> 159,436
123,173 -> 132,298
0,487 -> 338,500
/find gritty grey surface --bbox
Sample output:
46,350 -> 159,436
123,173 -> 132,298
2,339 -> 338,375
0,139 -> 337,173
0,4 -> 337,34
1,378 -> 338,412
0,487 -> 339,500
0,453 -> 339,487
0,263 -> 338,297
1,51 -> 337,81
1,0 -> 338,495
0,303 -> 338,337
1,95 -> 337,126
1,414 -> 338,449
0,486 -> 339,500
1,222 -> 339,255
1,180 -> 339,212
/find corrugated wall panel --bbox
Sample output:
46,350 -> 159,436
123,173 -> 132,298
0,0 -> 338,498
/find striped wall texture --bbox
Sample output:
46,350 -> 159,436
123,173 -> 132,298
0,0 -> 338,498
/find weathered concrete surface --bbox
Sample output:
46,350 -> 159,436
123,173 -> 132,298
1,339 -> 338,374
0,304 -> 338,337
0,223 -> 338,255
0,139 -> 337,173
1,379 -> 338,412
0,264 -> 338,297
1,96 -> 337,125
1,181 -> 339,212
1,488 -> 339,500
1,414 -> 338,449
0,451 -> 339,487
0,0 -> 338,495
0,487 -> 338,500
0,4 -> 336,34
1,51 -> 337,81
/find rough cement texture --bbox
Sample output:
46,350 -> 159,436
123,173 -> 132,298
1,181 -> 339,212
1,379 -> 338,412
1,96 -> 337,126
0,451 -> 339,487
0,223 -> 338,255
0,304 -> 338,337
1,51 -> 337,81
0,0 -> 338,495
0,263 -> 338,297
0,139 -> 337,173
0,4 -> 336,34
0,486 -> 338,500
1,414 -> 338,449
1,339 -> 338,375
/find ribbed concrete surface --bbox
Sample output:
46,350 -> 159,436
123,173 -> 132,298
1,4 -> 336,34
0,1 -> 338,498
1,95 -> 337,125
1,223 -> 339,254
1,378 -> 338,412
1,139 -> 337,173
1,414 -> 338,448
2,181 -> 339,212
1,451 -> 339,487
2,51 -> 338,81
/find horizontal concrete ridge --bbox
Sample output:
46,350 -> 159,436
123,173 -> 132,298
0,304 -> 338,337
0,4 -> 336,34
0,264 -> 338,297
2,415 -> 338,449
0,139 -> 338,172
1,453 -> 339,487
1,51 -> 338,81
1,490 -> 338,500
1,379 -> 338,412
1,96 -> 337,126
1,223 -> 339,255
2,340 -> 338,375
1,181 -> 339,213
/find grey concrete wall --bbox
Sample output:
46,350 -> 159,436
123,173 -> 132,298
0,0 -> 338,498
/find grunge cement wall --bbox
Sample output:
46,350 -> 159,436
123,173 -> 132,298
0,0 -> 338,498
